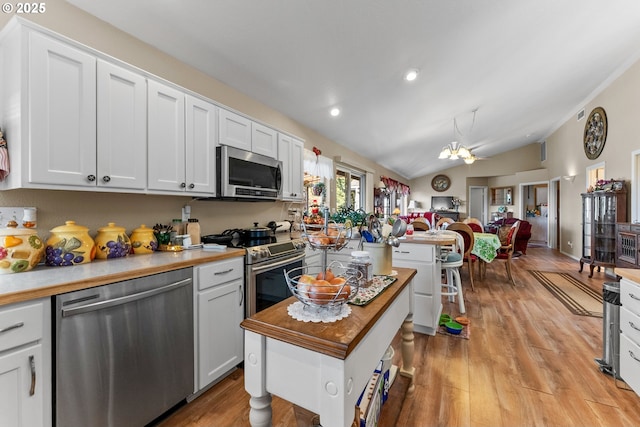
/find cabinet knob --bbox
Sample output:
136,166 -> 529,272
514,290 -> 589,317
189,183 -> 195,189
180,182 -> 186,188
102,176 -> 111,183
87,175 -> 96,182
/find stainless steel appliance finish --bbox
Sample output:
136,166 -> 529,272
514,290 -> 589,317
245,238 -> 306,316
54,268 -> 194,427
216,145 -> 282,200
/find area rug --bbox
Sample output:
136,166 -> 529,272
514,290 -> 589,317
528,270 -> 603,318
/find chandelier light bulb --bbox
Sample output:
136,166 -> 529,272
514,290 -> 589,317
330,107 -> 340,117
404,69 -> 419,82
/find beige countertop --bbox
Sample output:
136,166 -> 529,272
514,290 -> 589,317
616,268 -> 640,284
397,230 -> 456,245
0,248 -> 246,307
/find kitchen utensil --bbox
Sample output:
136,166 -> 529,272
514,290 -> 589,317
46,221 -> 96,266
391,218 -> 407,237
239,223 -> 274,240
386,235 -> 400,247
201,233 -> 234,245
94,222 -> 131,259
361,230 -> 374,243
0,220 -> 45,273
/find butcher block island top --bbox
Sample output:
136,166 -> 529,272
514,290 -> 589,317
0,248 -> 246,306
241,267 -> 416,359
241,267 -> 417,427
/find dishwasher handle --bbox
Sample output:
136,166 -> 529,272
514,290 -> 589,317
62,277 -> 192,317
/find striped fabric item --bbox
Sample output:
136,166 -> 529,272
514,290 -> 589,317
0,129 -> 9,181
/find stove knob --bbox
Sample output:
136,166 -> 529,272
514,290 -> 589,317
260,249 -> 269,258
250,250 -> 259,259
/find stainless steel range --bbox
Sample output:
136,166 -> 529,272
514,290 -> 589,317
244,237 -> 306,316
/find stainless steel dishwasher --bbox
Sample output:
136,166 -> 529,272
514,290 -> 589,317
54,268 -> 194,427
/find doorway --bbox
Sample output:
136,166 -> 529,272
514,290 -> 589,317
468,186 -> 488,224
521,181 -> 549,246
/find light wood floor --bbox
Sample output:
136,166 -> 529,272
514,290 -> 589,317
153,247 -> 640,427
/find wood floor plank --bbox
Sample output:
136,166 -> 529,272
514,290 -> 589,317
153,247 -> 640,427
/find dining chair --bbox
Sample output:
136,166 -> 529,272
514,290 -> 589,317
446,222 -> 476,291
493,220 -> 521,286
436,217 -> 454,229
463,217 -> 484,232
412,218 -> 430,231
440,231 -> 466,314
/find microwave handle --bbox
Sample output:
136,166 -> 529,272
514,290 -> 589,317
276,164 -> 282,192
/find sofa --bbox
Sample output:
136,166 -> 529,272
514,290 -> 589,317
486,217 -> 532,254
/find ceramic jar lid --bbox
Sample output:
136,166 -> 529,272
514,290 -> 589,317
97,222 -> 126,234
49,220 -> 90,234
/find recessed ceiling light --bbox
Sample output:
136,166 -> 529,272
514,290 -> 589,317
330,107 -> 340,117
404,69 -> 419,82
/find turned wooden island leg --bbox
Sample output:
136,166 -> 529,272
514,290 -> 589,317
399,314 -> 415,393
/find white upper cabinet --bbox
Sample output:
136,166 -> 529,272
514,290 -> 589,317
96,59 -> 147,189
251,122 -> 278,159
0,25 -> 147,192
148,83 -> 218,195
28,31 -> 97,187
219,108 -> 278,159
185,95 -> 217,195
147,79 -> 186,192
278,133 -> 304,201
218,109 -> 252,152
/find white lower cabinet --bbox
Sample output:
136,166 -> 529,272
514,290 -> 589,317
0,298 -> 51,427
194,257 -> 245,392
392,243 -> 441,335
620,277 -> 640,395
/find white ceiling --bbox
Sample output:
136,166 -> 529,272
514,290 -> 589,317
67,0 -> 640,180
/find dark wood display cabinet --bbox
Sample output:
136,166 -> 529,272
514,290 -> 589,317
580,185 -> 627,277
616,223 -> 640,269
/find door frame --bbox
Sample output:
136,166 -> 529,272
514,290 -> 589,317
519,180 -> 550,247
468,186 -> 488,225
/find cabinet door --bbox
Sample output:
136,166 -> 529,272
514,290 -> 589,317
185,95 -> 217,195
28,31 -> 96,186
218,109 -> 251,151
147,80 -> 186,191
278,134 -> 304,201
289,137 -> 305,200
0,344 -> 44,427
97,60 -> 147,190
197,280 -> 244,389
251,122 -> 278,158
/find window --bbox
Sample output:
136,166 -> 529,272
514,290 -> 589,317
586,162 -> 605,189
336,165 -> 365,211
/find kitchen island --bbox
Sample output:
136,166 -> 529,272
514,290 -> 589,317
241,267 -> 417,427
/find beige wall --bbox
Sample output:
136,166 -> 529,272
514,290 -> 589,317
0,0 -> 406,238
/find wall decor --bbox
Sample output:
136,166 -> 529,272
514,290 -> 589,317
583,107 -> 607,160
431,174 -> 450,192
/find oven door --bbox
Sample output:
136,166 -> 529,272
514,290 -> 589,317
246,252 -> 305,317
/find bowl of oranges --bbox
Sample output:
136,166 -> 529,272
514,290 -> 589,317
285,263 -> 361,313
301,219 -> 352,251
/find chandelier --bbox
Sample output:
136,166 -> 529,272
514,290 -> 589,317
438,113 -> 478,164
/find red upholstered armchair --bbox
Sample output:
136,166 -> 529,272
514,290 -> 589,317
491,218 -> 532,254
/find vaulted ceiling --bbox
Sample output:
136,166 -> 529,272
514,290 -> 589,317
67,0 -> 640,179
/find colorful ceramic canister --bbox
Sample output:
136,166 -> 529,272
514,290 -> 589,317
94,222 -> 132,259
130,224 -> 158,254
45,221 -> 95,266
0,220 -> 45,273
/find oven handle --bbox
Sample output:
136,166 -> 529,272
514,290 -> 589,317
251,252 -> 306,274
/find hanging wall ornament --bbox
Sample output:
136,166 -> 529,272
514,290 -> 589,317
583,107 -> 607,160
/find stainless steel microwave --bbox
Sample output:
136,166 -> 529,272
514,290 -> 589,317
216,145 -> 283,200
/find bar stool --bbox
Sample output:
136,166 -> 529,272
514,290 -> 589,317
441,231 -> 466,314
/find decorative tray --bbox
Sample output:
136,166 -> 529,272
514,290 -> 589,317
349,275 -> 397,306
